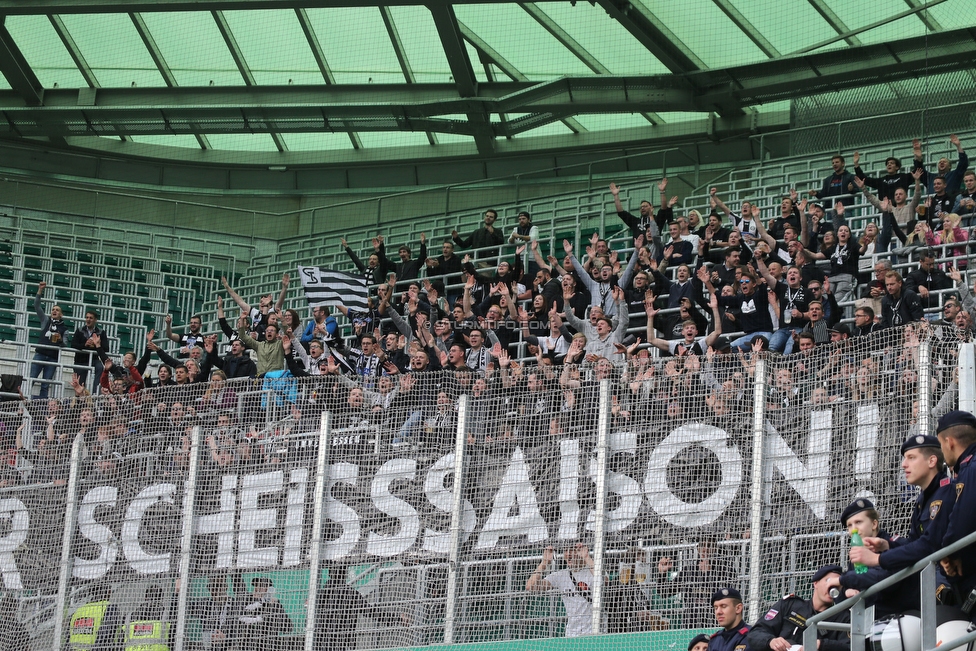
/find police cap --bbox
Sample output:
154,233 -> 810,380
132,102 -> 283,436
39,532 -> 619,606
688,634 -> 711,650
711,587 -> 742,604
839,498 -> 875,527
936,411 -> 976,436
811,564 -> 843,583
900,434 -> 941,456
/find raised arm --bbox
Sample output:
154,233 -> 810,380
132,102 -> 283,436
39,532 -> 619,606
618,235 -> 643,288
565,240 -> 599,294
755,255 -> 778,288
341,238 -> 367,273
530,240 -> 551,273
752,205 -> 777,248
221,275 -> 252,313
609,182 -> 625,213
274,273 -> 289,312
710,187 -> 733,219
164,314 -> 181,344
643,297 -> 669,352
703,293 -> 722,347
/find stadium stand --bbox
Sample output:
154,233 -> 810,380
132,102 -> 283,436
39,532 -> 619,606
1,124 -> 975,651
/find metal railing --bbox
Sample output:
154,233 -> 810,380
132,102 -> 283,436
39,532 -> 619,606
804,527 -> 976,651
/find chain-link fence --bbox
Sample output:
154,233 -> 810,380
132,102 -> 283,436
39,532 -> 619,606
0,326 -> 969,649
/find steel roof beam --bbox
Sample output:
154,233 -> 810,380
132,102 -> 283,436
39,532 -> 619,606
595,0 -> 705,74
0,21 -> 43,106
428,4 -> 493,154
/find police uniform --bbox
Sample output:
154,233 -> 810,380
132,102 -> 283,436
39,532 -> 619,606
937,411 -> 976,607
747,566 -> 850,651
708,588 -> 751,651
837,496 -> 918,616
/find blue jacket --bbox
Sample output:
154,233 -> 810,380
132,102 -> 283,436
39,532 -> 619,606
709,623 -> 751,651
878,476 -> 956,572
940,441 -> 976,596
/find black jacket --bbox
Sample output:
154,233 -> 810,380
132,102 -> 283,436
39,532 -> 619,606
747,595 -> 849,651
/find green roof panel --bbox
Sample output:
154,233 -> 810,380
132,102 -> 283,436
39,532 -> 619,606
57,13 -> 167,88
140,12 -> 243,87
5,15 -> 88,89
304,8 -> 406,85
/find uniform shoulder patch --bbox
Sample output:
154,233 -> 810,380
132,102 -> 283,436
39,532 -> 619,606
930,500 -> 943,519
739,626 -> 750,635
958,483 -> 965,498
764,609 -> 779,621
941,477 -> 951,487
710,632 -> 720,639
735,645 -> 747,651
962,455 -> 973,465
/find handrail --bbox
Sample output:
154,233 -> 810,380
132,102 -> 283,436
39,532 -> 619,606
803,525 -> 976,651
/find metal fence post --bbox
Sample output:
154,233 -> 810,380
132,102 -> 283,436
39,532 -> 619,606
304,411 -> 332,651
52,433 -> 85,649
443,394 -> 469,644
174,425 -> 202,650
747,357 -> 769,624
958,343 -> 976,414
590,380 -> 612,636
918,339 -> 933,434
920,562 -> 938,651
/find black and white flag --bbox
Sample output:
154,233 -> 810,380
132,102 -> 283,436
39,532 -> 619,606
297,266 -> 369,312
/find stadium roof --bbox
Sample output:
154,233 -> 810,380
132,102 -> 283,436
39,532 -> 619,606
0,0 -> 974,173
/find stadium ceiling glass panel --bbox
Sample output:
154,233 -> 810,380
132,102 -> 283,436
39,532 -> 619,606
140,12 -> 242,87
732,0 -> 839,55
821,0 -> 926,47
0,0 -> 973,168
454,3 -> 592,79
57,13 -> 167,87
642,0 -> 767,68
927,0 -> 976,29
534,2 -> 672,75
304,7 -> 407,85
4,15 -> 87,88
385,5 -> 455,85
222,10 -> 324,86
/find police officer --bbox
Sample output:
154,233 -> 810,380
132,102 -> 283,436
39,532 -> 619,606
66,582 -> 122,651
935,410 -> 976,615
837,435 -> 956,610
689,633 -> 711,651
832,497 -> 912,617
746,565 -> 850,651
122,585 -> 170,651
708,587 -> 750,651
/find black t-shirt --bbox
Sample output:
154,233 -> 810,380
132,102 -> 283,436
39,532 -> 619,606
773,282 -> 810,328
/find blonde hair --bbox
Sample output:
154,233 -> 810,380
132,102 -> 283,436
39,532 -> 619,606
942,213 -> 963,243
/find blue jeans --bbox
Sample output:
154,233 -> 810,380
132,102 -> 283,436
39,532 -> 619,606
769,327 -> 800,355
30,351 -> 58,399
730,332 -> 773,352
395,410 -> 423,444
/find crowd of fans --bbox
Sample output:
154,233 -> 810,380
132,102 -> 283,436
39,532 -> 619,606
6,137 -> 976,488
5,138 -> 976,651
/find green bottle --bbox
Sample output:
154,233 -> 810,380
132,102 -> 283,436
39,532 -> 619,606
851,528 -> 868,574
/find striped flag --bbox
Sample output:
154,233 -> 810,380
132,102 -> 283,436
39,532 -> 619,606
297,266 -> 369,312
